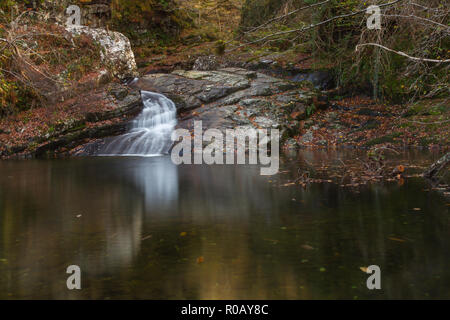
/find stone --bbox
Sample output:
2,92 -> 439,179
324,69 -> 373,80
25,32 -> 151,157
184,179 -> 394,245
97,69 -> 111,86
253,117 -> 279,129
285,138 -> 299,149
131,67 -> 322,146
110,87 -> 129,101
193,55 -> 219,71
299,131 -> 314,144
66,26 -> 138,80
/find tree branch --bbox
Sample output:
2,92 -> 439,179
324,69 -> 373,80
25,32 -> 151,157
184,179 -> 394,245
424,152 -> 450,179
227,0 -> 404,52
355,43 -> 450,63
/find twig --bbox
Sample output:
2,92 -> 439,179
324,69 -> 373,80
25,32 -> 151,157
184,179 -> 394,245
355,43 -> 450,63
227,0 -> 404,52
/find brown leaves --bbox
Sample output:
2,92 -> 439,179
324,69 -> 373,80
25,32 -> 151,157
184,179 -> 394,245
388,237 -> 406,243
196,256 -> 204,264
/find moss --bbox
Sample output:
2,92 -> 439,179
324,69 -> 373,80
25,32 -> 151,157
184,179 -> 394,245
215,40 -> 226,56
364,132 -> 403,147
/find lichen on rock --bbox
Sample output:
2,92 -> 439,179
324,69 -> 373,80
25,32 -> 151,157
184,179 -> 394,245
66,25 -> 138,80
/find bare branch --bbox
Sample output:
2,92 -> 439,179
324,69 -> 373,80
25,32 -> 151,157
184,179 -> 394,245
355,43 -> 450,63
382,14 -> 450,29
227,0 -> 404,52
243,0 -> 330,35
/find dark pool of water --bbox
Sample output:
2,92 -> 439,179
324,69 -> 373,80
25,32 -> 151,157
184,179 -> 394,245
0,151 -> 448,299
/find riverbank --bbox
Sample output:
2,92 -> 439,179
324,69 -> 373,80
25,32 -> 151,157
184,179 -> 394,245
0,83 -> 142,159
1,65 -> 448,159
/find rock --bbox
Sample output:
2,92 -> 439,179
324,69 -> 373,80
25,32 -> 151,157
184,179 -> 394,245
130,67 -> 321,145
66,26 -> 138,80
299,131 -> 314,144
97,69 -> 111,86
291,70 -> 334,90
193,55 -> 219,71
135,69 -> 251,111
110,86 -> 129,101
253,117 -> 279,129
240,98 -> 271,108
218,68 -> 257,79
284,138 -> 299,149
356,108 -> 386,117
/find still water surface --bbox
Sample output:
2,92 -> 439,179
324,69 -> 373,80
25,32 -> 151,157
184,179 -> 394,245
0,151 -> 448,299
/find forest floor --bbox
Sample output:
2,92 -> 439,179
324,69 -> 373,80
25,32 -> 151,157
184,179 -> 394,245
292,96 -> 449,151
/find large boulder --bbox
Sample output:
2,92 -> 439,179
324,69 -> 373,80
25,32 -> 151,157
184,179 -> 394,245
67,26 -> 138,80
39,1 -> 137,79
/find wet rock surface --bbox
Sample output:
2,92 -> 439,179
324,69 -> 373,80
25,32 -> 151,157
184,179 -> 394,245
132,67 -> 321,144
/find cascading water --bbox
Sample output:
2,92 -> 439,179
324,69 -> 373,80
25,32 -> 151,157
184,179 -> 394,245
97,91 -> 177,156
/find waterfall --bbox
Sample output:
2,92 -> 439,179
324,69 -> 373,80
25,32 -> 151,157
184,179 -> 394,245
97,91 -> 177,156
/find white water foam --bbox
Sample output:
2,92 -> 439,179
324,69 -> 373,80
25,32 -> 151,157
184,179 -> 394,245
97,91 -> 177,156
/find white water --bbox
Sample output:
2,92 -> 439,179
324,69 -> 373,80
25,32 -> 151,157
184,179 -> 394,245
97,91 -> 177,156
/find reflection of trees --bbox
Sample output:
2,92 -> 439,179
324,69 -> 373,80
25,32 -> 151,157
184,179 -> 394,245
0,152 -> 449,299
132,152 -> 449,299
0,157 -> 179,299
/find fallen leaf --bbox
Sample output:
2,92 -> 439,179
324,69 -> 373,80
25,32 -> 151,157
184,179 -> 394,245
281,182 -> 296,187
301,244 -> 314,250
360,266 -> 368,273
180,232 -> 187,237
197,256 -> 204,264
388,237 -> 406,242
412,208 -> 421,211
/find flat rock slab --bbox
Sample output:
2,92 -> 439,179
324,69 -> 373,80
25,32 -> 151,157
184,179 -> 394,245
132,68 -> 319,141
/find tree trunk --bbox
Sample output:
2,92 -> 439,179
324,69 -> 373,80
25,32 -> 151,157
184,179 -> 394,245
423,152 -> 450,179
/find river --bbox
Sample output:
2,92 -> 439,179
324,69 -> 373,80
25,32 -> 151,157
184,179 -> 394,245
0,150 -> 448,299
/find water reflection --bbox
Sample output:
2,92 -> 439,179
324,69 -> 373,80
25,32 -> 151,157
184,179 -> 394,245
0,151 -> 448,299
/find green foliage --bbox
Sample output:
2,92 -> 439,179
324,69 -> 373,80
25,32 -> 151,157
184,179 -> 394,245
306,104 -> 316,118
238,1 -> 448,102
215,40 -> 226,55
110,0 -> 185,43
365,132 -> 403,147
240,0 -> 285,29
